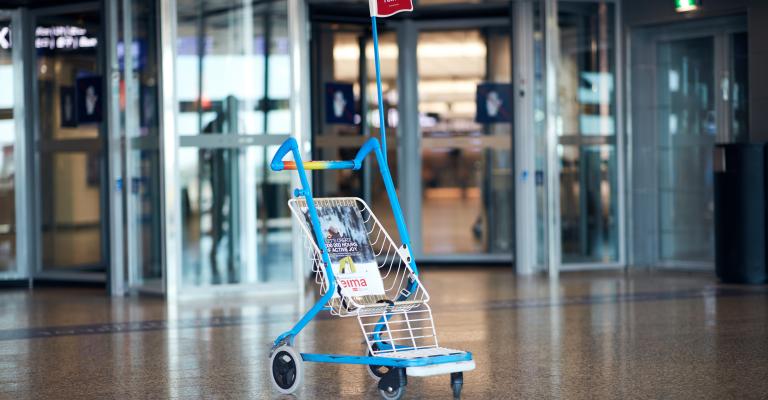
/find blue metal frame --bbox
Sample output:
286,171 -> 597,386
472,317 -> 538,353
301,351 -> 472,367
269,128 -> 473,369
270,137 -> 419,348
267,9 -> 475,372
372,16 -> 388,163
270,137 -> 413,267
271,16 -> 472,367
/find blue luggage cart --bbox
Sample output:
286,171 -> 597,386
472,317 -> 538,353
268,137 -> 475,399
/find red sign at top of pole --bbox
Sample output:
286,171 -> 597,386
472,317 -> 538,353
369,0 -> 414,17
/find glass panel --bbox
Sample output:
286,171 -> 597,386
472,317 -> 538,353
317,28 -> 367,198
176,0 -> 291,135
179,146 -> 292,286
657,36 -> 715,263
364,31 -> 400,243
40,152 -> 103,269
731,32 -> 749,143
257,146 -> 293,283
131,150 -> 162,283
175,0 -> 294,288
559,145 -> 618,263
36,16 -> 101,141
315,25 -> 401,241
122,0 -> 163,288
36,11 -> 106,273
558,2 -> 616,137
418,29 -> 513,256
0,18 -> 16,274
533,1 -> 547,266
557,1 -> 619,263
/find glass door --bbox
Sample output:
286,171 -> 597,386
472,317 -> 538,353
309,21 -> 401,240
656,36 -> 716,265
541,0 -> 623,274
309,6 -> 517,263
173,0 -> 295,292
657,32 -> 750,267
113,0 -> 163,293
415,27 -> 514,261
31,4 -> 109,282
0,11 -> 27,281
630,16 -> 747,269
556,2 -> 620,267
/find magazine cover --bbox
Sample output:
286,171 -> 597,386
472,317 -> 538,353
302,205 -> 385,302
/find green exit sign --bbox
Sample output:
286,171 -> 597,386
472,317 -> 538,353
676,0 -> 700,12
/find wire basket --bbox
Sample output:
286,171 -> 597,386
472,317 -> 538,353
289,197 -> 430,318
358,303 -> 440,356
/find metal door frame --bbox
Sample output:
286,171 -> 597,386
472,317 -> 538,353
104,0 -> 124,295
0,9 -> 32,283
543,0 -> 627,276
512,0 -> 538,275
106,0 -> 163,296
26,2 -> 110,283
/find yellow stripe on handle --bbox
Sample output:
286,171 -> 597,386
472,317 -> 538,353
282,160 -> 355,170
283,161 -> 329,170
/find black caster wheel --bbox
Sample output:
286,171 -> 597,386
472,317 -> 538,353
270,345 -> 303,394
451,372 -> 463,399
378,367 -> 407,400
379,386 -> 405,400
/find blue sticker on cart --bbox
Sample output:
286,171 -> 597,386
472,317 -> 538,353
325,82 -> 356,125
476,83 -> 512,124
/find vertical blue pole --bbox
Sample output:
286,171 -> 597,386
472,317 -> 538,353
371,16 -> 388,164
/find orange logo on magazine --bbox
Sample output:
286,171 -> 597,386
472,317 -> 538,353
338,257 -> 368,292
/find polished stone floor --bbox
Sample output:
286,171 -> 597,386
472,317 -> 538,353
0,268 -> 767,399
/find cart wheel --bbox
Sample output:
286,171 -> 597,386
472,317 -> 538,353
367,350 -> 391,380
452,382 -> 462,399
450,372 -> 463,399
270,345 -> 303,394
378,367 -> 407,400
378,386 -> 405,400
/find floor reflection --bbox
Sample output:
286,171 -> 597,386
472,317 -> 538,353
0,269 -> 766,399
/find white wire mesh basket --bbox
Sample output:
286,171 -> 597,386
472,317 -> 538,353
358,304 -> 441,356
288,197 -> 430,318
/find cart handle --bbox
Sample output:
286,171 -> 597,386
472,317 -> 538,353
271,139 -> 359,171
270,136 -> 385,172
269,136 -> 416,275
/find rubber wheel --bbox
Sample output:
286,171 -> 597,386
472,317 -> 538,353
367,350 -> 391,380
379,386 -> 405,400
270,345 -> 303,394
451,371 -> 463,399
452,382 -> 462,399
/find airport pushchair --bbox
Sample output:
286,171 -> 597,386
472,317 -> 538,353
268,137 -> 475,399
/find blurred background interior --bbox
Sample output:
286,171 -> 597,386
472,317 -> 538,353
0,0 -> 763,298
2,1 -> 768,399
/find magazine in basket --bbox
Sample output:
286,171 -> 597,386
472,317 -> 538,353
302,204 -> 386,302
